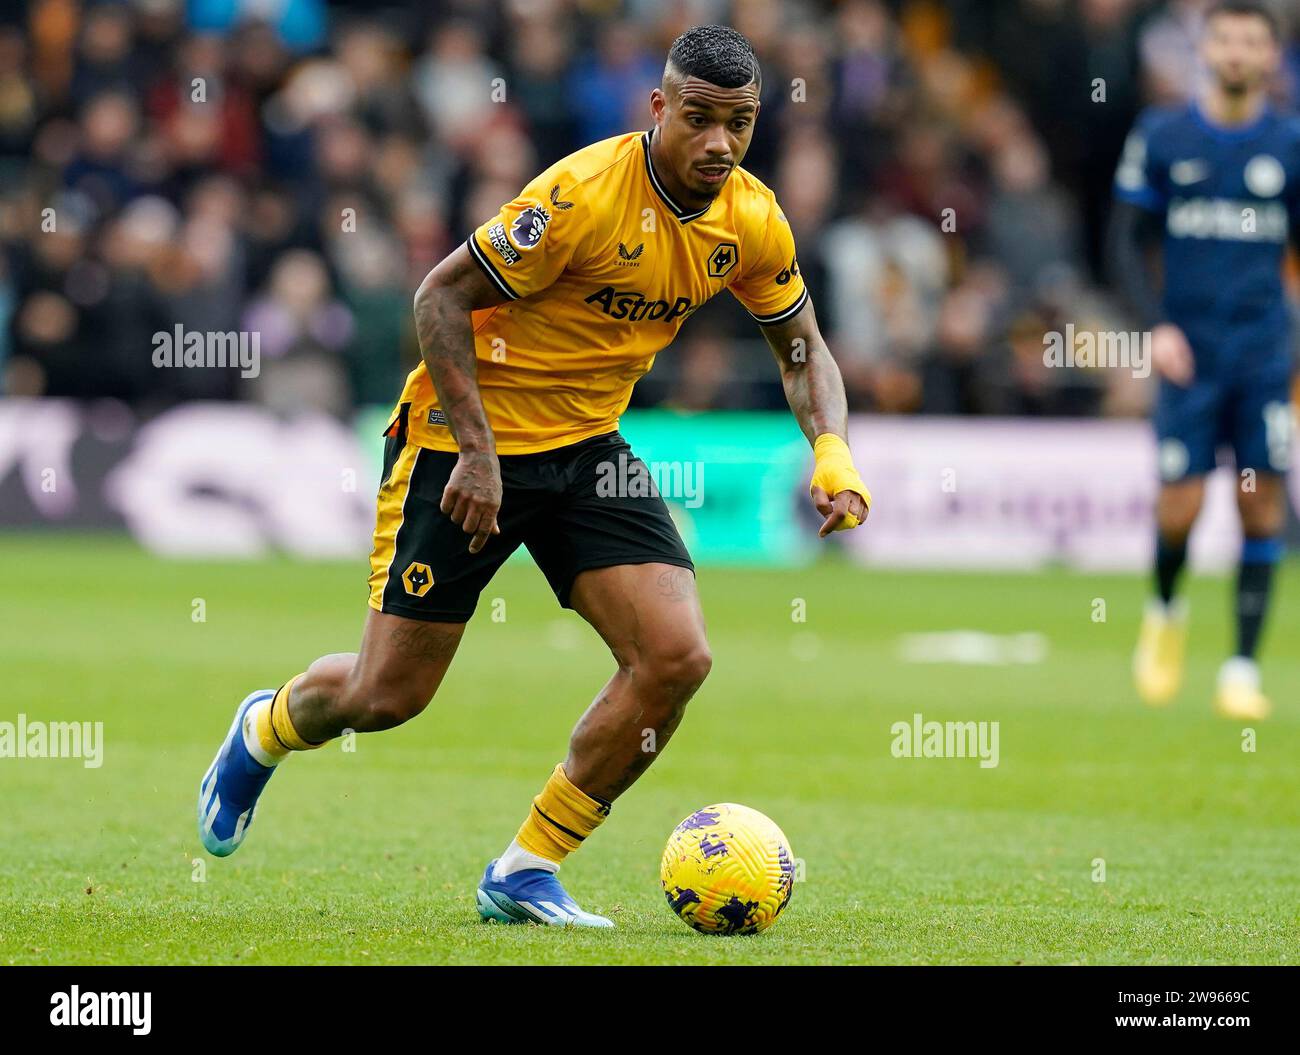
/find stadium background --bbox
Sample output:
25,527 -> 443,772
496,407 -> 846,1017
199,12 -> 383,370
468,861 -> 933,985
2,0 -> 1299,565
2,0 -> 1300,967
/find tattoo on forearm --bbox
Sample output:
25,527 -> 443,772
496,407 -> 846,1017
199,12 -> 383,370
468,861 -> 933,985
764,313 -> 848,444
415,279 -> 493,452
782,345 -> 847,444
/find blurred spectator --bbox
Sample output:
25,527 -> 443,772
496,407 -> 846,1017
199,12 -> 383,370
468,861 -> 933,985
2,0 -> 1191,423
821,196 -> 948,410
413,21 -> 503,157
981,132 -> 1084,296
566,21 -> 661,146
64,90 -> 142,213
1140,0 -> 1209,103
190,0 -> 327,54
243,248 -> 353,415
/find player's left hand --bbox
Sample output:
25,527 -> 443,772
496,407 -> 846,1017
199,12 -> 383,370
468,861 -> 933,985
812,486 -> 869,537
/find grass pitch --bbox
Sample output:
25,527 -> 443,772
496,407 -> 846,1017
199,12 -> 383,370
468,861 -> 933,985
1,534 -> 1297,965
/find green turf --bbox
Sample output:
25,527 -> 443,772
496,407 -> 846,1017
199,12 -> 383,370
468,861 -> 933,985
1,534 -> 1297,965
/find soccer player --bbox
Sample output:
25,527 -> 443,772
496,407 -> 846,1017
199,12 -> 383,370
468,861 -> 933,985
1111,0 -> 1296,720
197,26 -> 871,925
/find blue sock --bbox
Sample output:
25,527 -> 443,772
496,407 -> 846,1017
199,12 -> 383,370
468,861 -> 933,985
1155,534 -> 1188,605
1236,536 -> 1282,659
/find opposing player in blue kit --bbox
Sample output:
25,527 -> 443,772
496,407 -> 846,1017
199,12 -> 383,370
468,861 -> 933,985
1110,0 -> 1296,719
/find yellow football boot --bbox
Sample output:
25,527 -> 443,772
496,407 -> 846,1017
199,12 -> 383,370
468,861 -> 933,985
1133,600 -> 1187,706
1214,657 -> 1272,721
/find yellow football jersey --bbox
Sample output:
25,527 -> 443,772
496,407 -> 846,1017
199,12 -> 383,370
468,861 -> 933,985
394,130 -> 808,454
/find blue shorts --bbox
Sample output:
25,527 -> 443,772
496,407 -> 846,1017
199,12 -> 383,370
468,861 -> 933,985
1154,369 -> 1295,482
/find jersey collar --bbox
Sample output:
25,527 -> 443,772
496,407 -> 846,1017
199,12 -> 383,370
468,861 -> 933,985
641,131 -> 714,224
1190,98 -> 1273,142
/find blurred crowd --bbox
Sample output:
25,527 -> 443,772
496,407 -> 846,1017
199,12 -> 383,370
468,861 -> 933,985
3,0 -> 1298,420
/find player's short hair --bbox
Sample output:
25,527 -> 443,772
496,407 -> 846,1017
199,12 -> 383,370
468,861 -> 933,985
1205,0 -> 1282,41
665,25 -> 761,92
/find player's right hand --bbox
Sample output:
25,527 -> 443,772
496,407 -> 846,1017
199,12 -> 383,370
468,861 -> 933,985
442,450 -> 502,553
812,485 -> 870,537
1151,323 -> 1194,387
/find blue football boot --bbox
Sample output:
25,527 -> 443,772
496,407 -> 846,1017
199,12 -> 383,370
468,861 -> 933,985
198,690 -> 278,857
476,860 -> 614,927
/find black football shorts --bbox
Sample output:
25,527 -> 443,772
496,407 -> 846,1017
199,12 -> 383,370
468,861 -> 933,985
367,404 -> 694,623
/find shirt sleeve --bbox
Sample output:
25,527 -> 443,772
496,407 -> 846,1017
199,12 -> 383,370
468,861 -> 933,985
729,193 -> 810,325
1113,113 -> 1167,213
466,175 -> 591,301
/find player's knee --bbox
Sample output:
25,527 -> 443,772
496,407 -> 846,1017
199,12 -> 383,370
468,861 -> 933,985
1160,502 -> 1199,539
677,643 -> 713,692
1157,489 -> 1202,540
645,639 -> 712,699
1237,488 -> 1285,536
1158,516 -> 1196,544
1241,510 -> 1285,538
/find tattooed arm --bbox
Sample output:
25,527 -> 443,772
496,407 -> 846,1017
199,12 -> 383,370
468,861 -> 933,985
760,298 -> 849,443
413,243 -> 511,553
760,298 -> 870,535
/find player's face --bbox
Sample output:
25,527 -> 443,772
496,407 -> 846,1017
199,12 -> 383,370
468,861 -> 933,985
1202,14 -> 1279,95
651,76 -> 760,203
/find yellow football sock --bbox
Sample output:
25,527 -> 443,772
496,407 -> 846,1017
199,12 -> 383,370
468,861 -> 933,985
514,763 -> 611,864
258,675 -> 327,755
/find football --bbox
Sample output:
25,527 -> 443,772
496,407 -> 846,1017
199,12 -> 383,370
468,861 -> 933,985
660,803 -> 795,935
